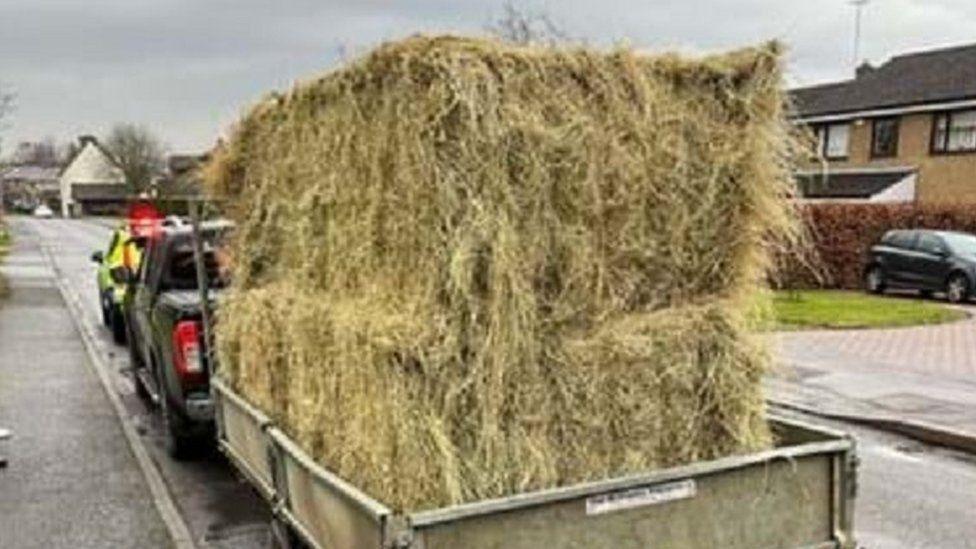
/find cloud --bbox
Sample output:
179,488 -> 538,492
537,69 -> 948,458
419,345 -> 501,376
1,0 -> 974,151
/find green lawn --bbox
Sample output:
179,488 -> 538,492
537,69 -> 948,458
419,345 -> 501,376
771,290 -> 968,330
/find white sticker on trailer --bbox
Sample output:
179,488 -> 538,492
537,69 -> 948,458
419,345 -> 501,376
585,479 -> 696,516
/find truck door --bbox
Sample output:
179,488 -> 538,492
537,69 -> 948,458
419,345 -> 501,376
132,243 -> 158,368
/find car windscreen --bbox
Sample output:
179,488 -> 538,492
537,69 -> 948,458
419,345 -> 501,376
941,233 -> 976,256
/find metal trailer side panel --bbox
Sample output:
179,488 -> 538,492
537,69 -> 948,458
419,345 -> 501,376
411,454 -> 835,549
269,428 -> 392,549
213,378 -> 856,549
213,379 -> 275,501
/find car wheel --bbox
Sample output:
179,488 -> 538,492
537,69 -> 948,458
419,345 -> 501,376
157,373 -> 194,460
100,294 -> 111,327
945,274 -> 970,304
865,266 -> 886,294
110,306 -> 127,345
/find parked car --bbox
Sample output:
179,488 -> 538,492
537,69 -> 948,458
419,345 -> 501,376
32,204 -> 54,218
123,220 -> 231,458
864,229 -> 976,303
91,226 -> 141,344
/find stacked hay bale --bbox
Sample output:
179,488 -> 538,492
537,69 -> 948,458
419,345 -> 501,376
207,35 -> 799,512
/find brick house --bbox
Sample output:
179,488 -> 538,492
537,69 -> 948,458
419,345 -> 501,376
791,43 -> 976,203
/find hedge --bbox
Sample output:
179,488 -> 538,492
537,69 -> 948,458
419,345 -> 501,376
778,203 -> 976,290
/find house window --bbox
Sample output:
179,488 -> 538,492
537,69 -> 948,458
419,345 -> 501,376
932,109 -> 976,153
871,117 -> 899,158
815,123 -> 850,160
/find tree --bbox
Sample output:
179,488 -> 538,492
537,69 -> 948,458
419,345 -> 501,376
0,85 -> 13,159
12,138 -> 58,166
488,1 -> 570,45
103,123 -> 166,193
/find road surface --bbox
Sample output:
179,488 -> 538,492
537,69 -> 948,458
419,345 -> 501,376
11,216 -> 976,548
21,216 -> 271,548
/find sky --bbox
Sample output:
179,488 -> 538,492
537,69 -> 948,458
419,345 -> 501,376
1,0 -> 975,155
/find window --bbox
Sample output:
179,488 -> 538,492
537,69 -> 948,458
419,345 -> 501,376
932,109 -> 976,153
882,230 -> 916,249
941,232 -> 976,255
871,117 -> 899,158
814,123 -> 850,159
916,233 -> 946,255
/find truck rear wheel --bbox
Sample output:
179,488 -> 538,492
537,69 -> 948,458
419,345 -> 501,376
157,371 -> 195,460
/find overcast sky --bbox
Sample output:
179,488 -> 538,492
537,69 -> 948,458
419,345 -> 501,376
2,0 -> 975,154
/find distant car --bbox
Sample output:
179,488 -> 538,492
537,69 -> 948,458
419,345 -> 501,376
865,229 -> 976,303
32,204 -> 54,218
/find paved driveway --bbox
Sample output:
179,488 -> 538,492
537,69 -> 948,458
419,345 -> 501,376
773,307 -> 976,379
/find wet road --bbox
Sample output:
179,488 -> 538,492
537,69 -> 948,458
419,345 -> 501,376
13,216 -> 976,548
772,408 -> 976,548
22,217 -> 271,548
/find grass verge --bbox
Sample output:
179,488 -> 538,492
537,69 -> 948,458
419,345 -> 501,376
771,290 -> 967,330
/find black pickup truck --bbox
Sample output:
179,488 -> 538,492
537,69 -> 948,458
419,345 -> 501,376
124,220 -> 231,458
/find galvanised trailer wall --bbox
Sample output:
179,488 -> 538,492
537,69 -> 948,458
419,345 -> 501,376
213,378 -> 857,549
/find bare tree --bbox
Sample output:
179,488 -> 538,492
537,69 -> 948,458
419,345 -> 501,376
103,123 -> 166,193
12,138 -> 59,167
488,1 -> 570,45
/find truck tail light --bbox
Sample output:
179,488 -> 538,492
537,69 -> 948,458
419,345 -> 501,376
173,320 -> 205,384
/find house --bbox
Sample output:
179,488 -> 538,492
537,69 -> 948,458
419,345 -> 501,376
1,164 -> 62,212
791,43 -> 976,203
59,135 -> 128,217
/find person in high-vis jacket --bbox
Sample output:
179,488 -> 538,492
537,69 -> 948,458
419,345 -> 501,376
92,223 -> 142,344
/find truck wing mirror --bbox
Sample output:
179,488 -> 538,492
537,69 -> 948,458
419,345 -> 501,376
91,251 -> 104,264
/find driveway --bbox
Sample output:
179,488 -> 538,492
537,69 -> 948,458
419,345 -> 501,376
769,305 -> 976,452
774,307 -> 976,379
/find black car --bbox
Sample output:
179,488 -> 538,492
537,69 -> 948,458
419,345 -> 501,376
865,229 -> 976,303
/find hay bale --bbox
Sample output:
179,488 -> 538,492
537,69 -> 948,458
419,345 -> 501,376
208,35 -> 799,512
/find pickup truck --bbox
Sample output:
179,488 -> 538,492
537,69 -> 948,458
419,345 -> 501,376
124,220 -> 231,459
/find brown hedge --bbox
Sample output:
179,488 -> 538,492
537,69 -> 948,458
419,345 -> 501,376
779,203 -> 976,290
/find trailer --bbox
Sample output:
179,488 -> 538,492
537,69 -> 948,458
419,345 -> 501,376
185,202 -> 858,549
212,377 -> 856,549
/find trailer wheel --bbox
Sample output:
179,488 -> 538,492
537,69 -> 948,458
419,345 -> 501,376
270,518 -> 308,549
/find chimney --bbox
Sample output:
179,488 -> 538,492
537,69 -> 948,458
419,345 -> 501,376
78,135 -> 98,147
856,62 -> 874,79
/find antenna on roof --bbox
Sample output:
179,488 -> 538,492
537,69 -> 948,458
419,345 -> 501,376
850,0 -> 870,72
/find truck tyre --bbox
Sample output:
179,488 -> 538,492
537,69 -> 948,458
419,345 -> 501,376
110,306 -> 127,345
946,273 -> 970,304
157,371 -> 194,460
128,342 -> 152,405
